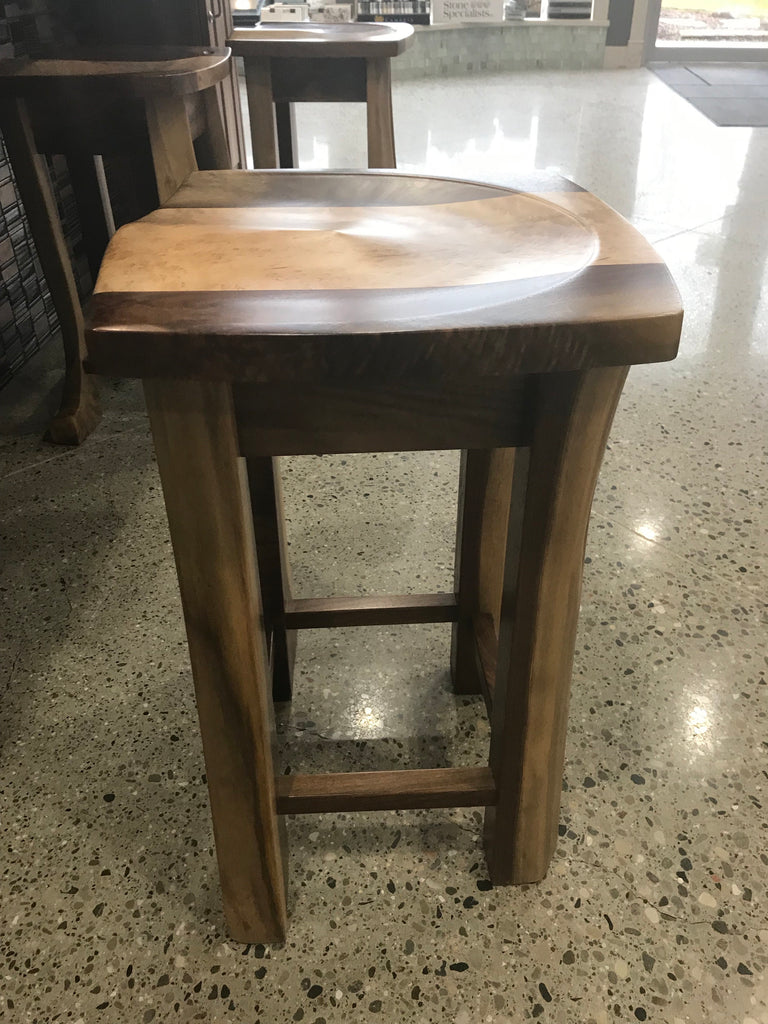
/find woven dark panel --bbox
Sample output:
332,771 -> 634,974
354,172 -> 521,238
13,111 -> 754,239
0,135 -> 59,388
0,0 -> 87,389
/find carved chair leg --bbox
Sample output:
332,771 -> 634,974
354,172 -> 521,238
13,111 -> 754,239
0,97 -> 101,445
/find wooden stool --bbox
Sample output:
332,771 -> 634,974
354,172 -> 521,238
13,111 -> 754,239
230,24 -> 413,704
0,46 -> 232,444
229,23 -> 413,169
85,168 -> 682,943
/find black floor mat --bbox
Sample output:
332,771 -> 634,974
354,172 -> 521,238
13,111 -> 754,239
650,62 -> 768,126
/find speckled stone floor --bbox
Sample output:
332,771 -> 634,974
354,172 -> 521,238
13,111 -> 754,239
2,68 -> 767,1024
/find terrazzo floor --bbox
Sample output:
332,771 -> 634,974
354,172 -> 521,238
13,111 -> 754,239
1,67 -> 767,1024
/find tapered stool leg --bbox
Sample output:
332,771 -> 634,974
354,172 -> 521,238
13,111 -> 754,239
239,64 -> 296,702
275,102 -> 298,168
66,153 -> 111,279
199,87 -> 233,170
451,448 -> 516,698
144,379 -> 288,943
484,366 -> 628,885
243,58 -> 278,168
365,57 -> 396,168
247,456 -> 296,702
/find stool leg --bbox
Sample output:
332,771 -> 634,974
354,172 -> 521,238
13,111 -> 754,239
451,448 -> 516,696
275,102 -> 298,168
66,152 -> 111,280
144,94 -> 198,204
243,57 -> 278,168
198,86 -> 233,170
247,456 -> 297,702
144,379 -> 288,944
236,64 -> 294,701
365,57 -> 396,169
484,367 -> 628,885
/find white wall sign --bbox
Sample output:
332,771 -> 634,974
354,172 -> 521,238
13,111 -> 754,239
432,0 -> 504,22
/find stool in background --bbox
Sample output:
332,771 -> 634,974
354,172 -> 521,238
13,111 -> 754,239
85,167 -> 682,942
229,24 -> 413,703
0,46 -> 231,444
230,23 -> 413,169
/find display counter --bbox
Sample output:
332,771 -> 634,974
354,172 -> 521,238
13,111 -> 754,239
391,19 -> 608,78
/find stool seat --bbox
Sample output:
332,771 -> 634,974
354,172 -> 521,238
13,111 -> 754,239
229,23 -> 414,59
86,169 -> 681,382
0,45 -> 231,98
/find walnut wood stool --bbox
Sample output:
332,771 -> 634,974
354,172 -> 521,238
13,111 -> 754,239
85,168 -> 682,943
0,46 -> 232,445
229,23 -> 413,169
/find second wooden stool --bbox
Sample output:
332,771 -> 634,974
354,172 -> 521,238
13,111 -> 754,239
230,23 -> 413,169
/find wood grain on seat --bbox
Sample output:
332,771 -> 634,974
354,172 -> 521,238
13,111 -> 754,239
86,169 -> 682,380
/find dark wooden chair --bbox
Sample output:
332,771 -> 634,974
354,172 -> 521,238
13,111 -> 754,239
0,46 -> 232,444
85,166 -> 682,943
229,23 -> 413,169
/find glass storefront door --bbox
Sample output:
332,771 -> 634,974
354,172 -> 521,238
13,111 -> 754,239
645,0 -> 768,61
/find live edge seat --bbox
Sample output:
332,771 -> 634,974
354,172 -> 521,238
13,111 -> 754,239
84,167 -> 682,943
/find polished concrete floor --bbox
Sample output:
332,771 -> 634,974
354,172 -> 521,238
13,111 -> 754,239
2,68 -> 767,1024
